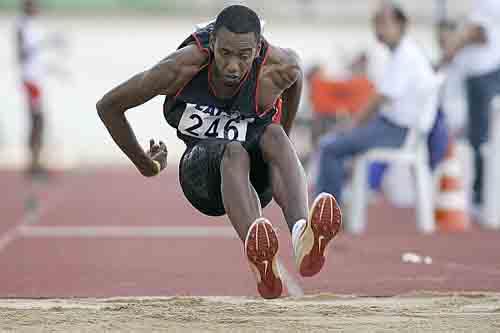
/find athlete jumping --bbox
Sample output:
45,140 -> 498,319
97,5 -> 342,299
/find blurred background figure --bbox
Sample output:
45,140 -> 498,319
314,2 -> 440,205
307,52 -> 375,149
440,0 -> 500,215
436,19 -> 468,137
15,0 -> 65,178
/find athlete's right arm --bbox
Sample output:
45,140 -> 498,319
96,45 -> 206,177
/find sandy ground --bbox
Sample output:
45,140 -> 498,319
1,293 -> 500,332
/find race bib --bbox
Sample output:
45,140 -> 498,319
178,103 -> 253,142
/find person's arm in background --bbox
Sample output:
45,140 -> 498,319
16,26 -> 27,63
350,48 -> 411,129
442,24 -> 487,64
440,0 -> 495,65
96,45 -> 205,177
351,93 -> 386,127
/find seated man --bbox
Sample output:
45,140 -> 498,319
315,3 -> 439,203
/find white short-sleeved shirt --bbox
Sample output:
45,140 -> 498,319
376,36 -> 439,132
460,0 -> 500,76
16,16 -> 44,82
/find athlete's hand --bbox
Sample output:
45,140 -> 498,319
146,139 -> 168,176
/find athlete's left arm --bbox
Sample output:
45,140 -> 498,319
271,48 -> 303,136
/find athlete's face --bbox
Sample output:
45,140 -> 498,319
211,27 -> 260,87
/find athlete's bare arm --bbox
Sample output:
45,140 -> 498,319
96,44 -> 207,177
260,45 -> 303,135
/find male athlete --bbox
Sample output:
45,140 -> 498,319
97,5 -> 341,299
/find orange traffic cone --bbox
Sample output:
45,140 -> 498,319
435,141 -> 470,232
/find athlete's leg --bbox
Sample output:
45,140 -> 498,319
259,124 -> 342,277
259,124 -> 308,232
220,141 -> 262,241
220,141 -> 282,299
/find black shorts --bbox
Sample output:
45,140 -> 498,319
179,138 -> 273,217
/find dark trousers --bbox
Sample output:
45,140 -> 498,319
466,66 -> 500,204
316,115 -> 408,203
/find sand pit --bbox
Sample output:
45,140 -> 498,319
1,293 -> 500,332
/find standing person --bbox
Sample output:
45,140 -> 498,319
436,20 -> 467,136
315,2 -> 439,203
97,5 -> 342,299
15,0 -> 63,176
441,0 -> 500,212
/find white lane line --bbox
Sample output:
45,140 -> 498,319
18,226 -> 238,238
17,224 -> 305,297
277,259 -> 304,297
0,182 -> 73,254
0,229 -> 19,253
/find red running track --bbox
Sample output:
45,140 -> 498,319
1,168 -> 500,298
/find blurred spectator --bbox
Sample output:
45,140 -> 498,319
436,20 -> 468,136
440,0 -> 500,209
314,2 -> 439,203
307,53 -> 375,147
15,0 -> 65,177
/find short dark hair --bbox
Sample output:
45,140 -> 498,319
392,5 -> 408,28
214,5 -> 261,40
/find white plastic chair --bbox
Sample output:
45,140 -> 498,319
346,76 -> 443,235
482,96 -> 500,229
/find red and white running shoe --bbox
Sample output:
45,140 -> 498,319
245,218 -> 283,299
293,193 -> 342,277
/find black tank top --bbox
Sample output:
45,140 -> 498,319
163,23 -> 277,146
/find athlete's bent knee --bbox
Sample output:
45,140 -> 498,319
222,142 -> 250,168
260,124 -> 291,158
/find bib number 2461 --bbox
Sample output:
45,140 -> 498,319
179,104 -> 249,142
